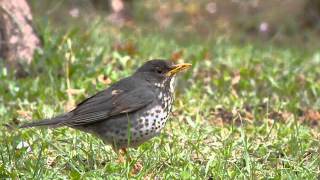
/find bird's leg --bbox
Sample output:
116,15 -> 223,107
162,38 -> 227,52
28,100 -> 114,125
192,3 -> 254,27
114,147 -> 143,175
116,148 -> 142,175
118,148 -> 131,163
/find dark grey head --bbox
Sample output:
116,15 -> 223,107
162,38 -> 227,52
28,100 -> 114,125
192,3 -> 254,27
135,59 -> 192,90
136,59 -> 174,77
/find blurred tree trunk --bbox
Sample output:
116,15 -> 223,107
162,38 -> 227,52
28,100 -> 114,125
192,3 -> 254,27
0,0 -> 40,75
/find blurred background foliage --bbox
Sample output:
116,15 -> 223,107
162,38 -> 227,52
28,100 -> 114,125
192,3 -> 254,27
29,0 -> 320,48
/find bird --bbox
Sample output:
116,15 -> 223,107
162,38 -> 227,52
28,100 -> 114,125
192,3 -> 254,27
20,59 -> 191,159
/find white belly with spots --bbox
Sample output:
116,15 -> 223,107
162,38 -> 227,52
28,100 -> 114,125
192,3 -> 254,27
99,87 -> 174,148
139,105 -> 169,133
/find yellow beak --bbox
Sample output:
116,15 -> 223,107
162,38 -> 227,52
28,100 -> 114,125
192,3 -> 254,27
166,63 -> 192,77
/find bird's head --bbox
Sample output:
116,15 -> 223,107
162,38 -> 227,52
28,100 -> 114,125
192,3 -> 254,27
135,59 -> 191,90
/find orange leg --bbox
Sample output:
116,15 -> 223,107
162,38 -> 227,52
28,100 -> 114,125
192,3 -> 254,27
117,148 -> 129,163
115,148 -> 143,175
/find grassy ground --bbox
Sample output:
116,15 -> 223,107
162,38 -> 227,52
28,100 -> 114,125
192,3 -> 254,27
1,21 -> 320,179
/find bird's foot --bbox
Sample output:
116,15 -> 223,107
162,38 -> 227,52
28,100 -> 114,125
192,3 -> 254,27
116,148 -> 129,163
115,148 -> 142,175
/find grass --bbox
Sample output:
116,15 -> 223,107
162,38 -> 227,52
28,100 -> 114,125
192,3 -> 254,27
0,21 -> 320,179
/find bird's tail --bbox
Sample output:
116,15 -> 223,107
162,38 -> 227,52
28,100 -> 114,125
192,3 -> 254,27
20,113 -> 70,128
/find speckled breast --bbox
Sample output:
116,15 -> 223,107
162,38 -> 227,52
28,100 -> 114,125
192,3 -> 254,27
96,78 -> 176,149
99,91 -> 173,149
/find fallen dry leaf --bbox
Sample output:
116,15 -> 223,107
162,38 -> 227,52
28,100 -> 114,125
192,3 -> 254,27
112,41 -> 137,56
170,50 -> 184,62
300,109 -> 320,126
305,110 -> 320,120
231,71 -> 241,86
97,74 -> 112,85
210,106 -> 239,125
131,161 -> 143,175
17,110 -> 32,120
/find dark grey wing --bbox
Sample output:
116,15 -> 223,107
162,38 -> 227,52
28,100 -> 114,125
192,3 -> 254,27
108,88 -> 155,116
73,76 -> 138,114
62,87 -> 155,126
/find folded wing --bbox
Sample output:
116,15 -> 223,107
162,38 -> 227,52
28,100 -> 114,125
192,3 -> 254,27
62,86 -> 155,126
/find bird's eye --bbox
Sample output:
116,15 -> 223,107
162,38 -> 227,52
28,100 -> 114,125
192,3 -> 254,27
156,68 -> 162,74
